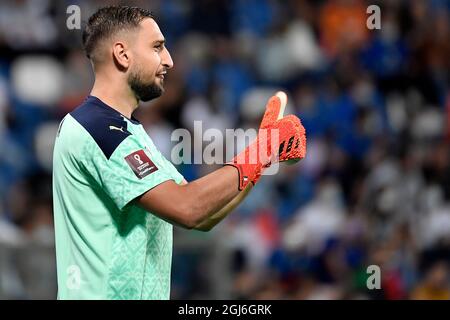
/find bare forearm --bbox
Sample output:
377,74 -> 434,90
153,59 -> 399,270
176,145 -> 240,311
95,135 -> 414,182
182,165 -> 240,226
194,183 -> 253,231
137,165 -> 240,229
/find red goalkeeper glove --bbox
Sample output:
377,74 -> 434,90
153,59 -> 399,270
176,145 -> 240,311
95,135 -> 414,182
227,91 -> 306,191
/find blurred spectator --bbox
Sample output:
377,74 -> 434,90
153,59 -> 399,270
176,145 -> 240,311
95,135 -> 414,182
319,0 -> 369,57
411,261 -> 450,300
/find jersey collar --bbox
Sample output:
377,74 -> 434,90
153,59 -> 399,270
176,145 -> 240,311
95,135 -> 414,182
87,95 -> 141,125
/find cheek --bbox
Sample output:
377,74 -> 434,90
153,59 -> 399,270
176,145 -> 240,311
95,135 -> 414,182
133,55 -> 159,81
133,46 -> 159,67
143,51 -> 161,72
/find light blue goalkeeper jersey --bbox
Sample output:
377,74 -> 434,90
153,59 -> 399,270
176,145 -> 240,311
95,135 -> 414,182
53,95 -> 184,299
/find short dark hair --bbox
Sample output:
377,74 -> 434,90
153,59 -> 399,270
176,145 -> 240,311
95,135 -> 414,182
82,6 -> 154,60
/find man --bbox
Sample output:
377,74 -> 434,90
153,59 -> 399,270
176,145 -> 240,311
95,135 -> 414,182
53,6 -> 306,300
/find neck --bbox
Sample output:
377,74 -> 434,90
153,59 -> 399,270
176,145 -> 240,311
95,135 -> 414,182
90,73 -> 139,118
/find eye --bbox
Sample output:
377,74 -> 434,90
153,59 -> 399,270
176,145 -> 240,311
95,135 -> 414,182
154,43 -> 164,52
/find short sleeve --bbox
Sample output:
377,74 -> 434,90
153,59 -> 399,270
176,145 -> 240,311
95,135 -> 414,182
81,134 -> 175,211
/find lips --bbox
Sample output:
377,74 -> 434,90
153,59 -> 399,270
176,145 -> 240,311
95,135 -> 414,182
156,71 -> 167,79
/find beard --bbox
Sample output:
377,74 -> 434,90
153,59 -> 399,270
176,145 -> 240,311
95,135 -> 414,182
128,68 -> 163,102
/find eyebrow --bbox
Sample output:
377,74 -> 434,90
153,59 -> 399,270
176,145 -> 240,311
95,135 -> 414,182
153,39 -> 165,46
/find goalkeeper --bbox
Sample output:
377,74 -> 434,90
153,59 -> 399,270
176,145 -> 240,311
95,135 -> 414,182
53,6 -> 306,300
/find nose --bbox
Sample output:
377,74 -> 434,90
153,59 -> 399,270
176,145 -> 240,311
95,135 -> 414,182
162,47 -> 174,70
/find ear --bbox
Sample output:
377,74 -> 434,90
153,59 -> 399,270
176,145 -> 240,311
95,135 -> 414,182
112,41 -> 130,70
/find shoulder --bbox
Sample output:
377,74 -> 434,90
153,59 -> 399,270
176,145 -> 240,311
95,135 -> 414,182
69,96 -> 133,159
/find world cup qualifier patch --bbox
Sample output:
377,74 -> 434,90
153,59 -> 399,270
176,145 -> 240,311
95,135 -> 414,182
124,149 -> 158,179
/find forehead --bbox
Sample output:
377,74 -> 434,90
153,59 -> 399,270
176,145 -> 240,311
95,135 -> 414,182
138,18 -> 164,42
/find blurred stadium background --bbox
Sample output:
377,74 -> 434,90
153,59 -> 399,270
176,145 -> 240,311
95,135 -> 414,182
0,0 -> 449,299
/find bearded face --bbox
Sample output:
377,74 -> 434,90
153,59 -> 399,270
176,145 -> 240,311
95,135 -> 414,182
128,65 -> 164,102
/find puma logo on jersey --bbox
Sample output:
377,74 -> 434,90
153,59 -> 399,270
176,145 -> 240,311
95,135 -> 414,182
109,125 -> 125,133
